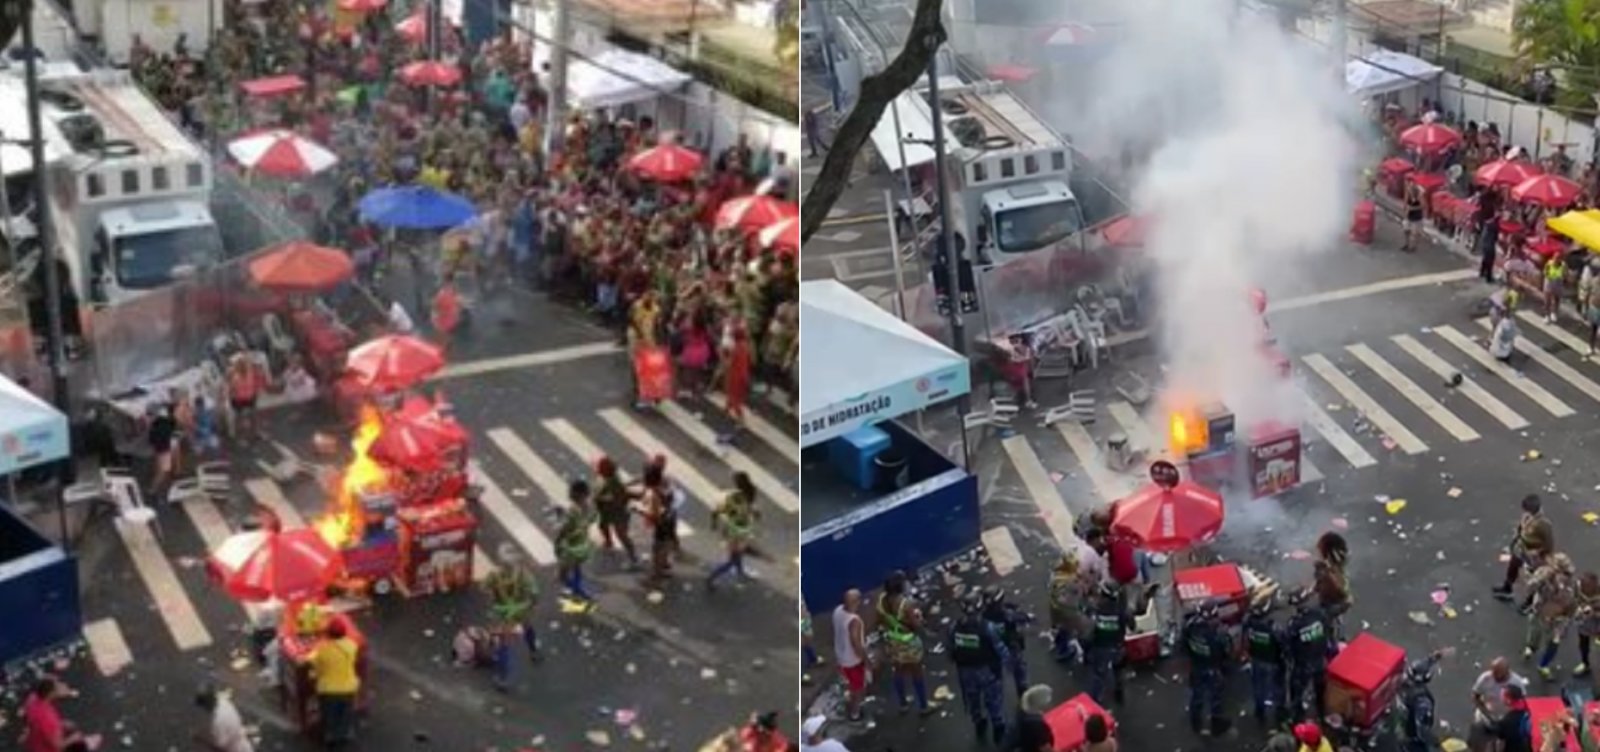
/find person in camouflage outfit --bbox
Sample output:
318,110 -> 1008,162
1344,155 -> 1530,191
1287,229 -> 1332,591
1523,552 -> 1578,679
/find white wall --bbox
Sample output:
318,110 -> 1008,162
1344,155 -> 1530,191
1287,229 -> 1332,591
675,80 -> 802,161
1439,73 -> 1595,165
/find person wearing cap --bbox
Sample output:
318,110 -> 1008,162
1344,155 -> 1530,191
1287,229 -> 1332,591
949,590 -> 1011,745
309,620 -> 361,748
1488,684 -> 1534,752
1004,685 -> 1056,752
1294,722 -> 1333,752
1182,599 -> 1233,737
799,716 -> 849,752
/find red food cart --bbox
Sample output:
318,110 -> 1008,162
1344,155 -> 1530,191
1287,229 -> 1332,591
1325,633 -> 1405,728
1044,693 -> 1116,751
1175,564 -> 1249,624
1247,421 -> 1302,499
278,606 -> 368,735
397,499 -> 477,596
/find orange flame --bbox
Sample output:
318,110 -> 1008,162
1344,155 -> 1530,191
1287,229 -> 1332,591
314,406 -> 389,549
1168,409 -> 1209,456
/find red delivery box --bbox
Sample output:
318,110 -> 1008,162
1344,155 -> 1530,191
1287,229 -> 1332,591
1174,564 -> 1248,624
1326,633 -> 1405,727
1045,694 -> 1115,751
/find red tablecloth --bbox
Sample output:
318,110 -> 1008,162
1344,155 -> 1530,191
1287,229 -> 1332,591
1045,694 -> 1115,751
1408,172 -> 1446,191
1379,157 -> 1414,176
1526,237 -> 1567,259
1501,220 -> 1526,235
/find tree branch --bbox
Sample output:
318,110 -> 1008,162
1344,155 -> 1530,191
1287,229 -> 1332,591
799,0 -> 945,244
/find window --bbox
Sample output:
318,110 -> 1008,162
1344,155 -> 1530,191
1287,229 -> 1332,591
972,162 -> 987,183
1000,158 -> 1015,178
186,163 -> 204,187
85,174 -> 104,198
121,170 -> 139,194
1051,152 -> 1067,171
152,167 -> 170,190
1024,155 -> 1039,175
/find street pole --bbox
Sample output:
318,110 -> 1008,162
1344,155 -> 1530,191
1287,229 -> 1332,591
889,98 -> 920,245
22,1 -> 72,544
925,44 -> 971,470
817,0 -> 842,111
883,189 -> 924,438
544,0 -> 570,157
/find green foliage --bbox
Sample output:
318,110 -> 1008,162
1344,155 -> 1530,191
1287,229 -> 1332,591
1512,0 -> 1600,95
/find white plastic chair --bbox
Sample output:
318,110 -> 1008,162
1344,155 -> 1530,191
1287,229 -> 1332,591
103,468 -> 160,541
261,314 -> 297,358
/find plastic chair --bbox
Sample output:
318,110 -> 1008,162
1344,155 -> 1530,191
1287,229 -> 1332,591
261,313 -> 297,358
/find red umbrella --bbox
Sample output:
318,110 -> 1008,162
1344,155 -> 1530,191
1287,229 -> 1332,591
987,64 -> 1038,84
337,0 -> 387,11
395,12 -> 427,43
1398,122 -> 1461,154
757,216 -> 799,255
716,194 -> 799,233
247,241 -> 354,292
369,412 -> 469,469
1474,160 -> 1542,188
211,528 -> 343,603
227,129 -> 339,178
346,335 -> 445,390
1110,480 -> 1225,553
1512,174 -> 1582,209
628,143 -> 705,182
239,75 -> 306,99
1100,215 -> 1146,247
399,61 -> 463,88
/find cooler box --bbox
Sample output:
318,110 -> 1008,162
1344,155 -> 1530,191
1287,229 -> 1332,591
829,426 -> 891,492
1044,693 -> 1116,751
397,499 -> 478,597
1175,564 -> 1248,624
1326,633 -> 1405,727
1247,422 -> 1302,499
1351,200 -> 1375,245
1124,595 -> 1162,663
1529,697 -> 1580,751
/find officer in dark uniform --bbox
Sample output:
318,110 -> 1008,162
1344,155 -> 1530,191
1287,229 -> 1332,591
1182,599 -> 1233,736
981,586 -> 1032,698
1086,582 -> 1131,706
950,591 -> 1011,744
1286,588 -> 1331,720
1243,595 -> 1289,727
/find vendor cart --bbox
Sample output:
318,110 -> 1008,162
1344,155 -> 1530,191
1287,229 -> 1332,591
1325,633 -> 1405,731
278,606 -> 369,736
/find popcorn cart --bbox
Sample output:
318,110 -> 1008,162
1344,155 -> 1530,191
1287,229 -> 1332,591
277,602 -> 369,735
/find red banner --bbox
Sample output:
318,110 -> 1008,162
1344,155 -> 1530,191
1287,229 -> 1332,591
634,346 -> 675,403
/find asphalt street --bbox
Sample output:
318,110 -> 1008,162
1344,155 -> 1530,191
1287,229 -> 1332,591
10,287 -> 800,751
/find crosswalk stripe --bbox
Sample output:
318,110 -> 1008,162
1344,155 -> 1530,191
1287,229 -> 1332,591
540,419 -> 698,536
179,497 -> 265,623
1054,422 -> 1137,501
1345,343 -> 1480,442
1297,392 -> 1377,469
1303,353 -> 1428,455
707,393 -> 798,463
1433,325 -> 1575,417
244,478 -> 306,528
597,408 -> 726,509
657,401 -> 798,513
1516,310 -> 1593,354
468,459 -> 557,566
1476,317 -> 1600,407
485,427 -> 609,547
1107,401 -> 1158,456
472,547 -> 498,582
82,618 -> 133,677
1392,334 -> 1529,430
1000,435 -> 1080,548
981,526 -> 1024,577
115,521 -> 212,650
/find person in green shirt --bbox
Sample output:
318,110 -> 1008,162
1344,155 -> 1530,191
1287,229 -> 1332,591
484,544 -> 540,689
707,472 -> 759,589
593,456 -> 640,568
557,479 -> 597,605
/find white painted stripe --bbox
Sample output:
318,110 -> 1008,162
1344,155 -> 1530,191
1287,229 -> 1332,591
708,392 -> 798,464
1000,435 -> 1080,548
540,418 -> 697,536
468,459 -> 557,566
1269,270 -> 1479,313
1516,310 -> 1592,354
1476,318 -> 1600,406
1302,354 -> 1428,455
1107,401 -> 1157,456
82,618 -> 133,676
763,387 -> 794,415
1301,458 -> 1325,483
244,478 -> 306,528
472,546 -> 497,582
1297,393 -> 1378,469
1392,334 -> 1529,430
597,408 -> 725,510
115,522 -> 212,650
657,401 -> 798,513
486,427 -> 609,547
981,526 -> 1024,577
1346,343 -> 1480,442
1054,422 -> 1137,501
433,341 -> 621,381
179,497 -> 265,623
1433,325 -> 1575,417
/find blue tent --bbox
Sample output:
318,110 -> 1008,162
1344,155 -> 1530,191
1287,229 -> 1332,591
358,185 -> 478,230
0,375 -> 68,476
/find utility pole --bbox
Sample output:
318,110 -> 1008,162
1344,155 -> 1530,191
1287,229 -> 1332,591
21,0 -> 72,543
544,0 -> 570,157
816,0 -> 842,111
925,44 -> 971,470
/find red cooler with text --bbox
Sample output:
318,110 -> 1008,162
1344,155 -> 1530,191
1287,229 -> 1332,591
1325,633 -> 1405,727
397,500 -> 477,596
1247,421 -> 1301,499
1350,200 -> 1375,245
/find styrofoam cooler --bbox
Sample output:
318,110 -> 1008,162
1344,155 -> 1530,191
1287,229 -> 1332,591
829,426 -> 892,491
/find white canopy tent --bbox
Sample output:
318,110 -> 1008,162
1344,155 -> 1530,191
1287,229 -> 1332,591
0,375 -> 68,476
800,280 -> 971,448
1346,49 -> 1442,98
534,47 -> 694,111
869,91 -> 937,173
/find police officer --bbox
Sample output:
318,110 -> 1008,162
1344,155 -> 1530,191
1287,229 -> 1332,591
1286,588 -> 1331,720
981,586 -> 1032,697
1085,582 -> 1131,706
1183,599 -> 1232,736
1243,595 -> 1288,727
950,591 -> 1011,745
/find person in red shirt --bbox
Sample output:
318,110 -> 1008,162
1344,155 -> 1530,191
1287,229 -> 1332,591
22,677 -> 99,752
431,276 -> 463,354
737,711 -> 789,752
715,320 -> 752,444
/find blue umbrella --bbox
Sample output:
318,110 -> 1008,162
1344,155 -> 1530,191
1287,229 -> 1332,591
357,185 -> 478,230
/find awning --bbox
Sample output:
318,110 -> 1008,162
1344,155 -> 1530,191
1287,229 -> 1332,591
869,91 -> 937,173
557,48 -> 692,110
1346,49 -> 1442,98
800,280 -> 971,448
1548,209 -> 1600,250
0,376 -> 68,476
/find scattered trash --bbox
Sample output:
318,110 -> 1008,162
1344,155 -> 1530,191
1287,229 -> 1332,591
229,657 -> 251,672
1447,487 -> 1463,498
409,690 -> 423,701
1385,500 -> 1408,515
585,730 -> 611,747
645,591 -> 665,605
1586,513 -> 1600,525
1442,739 -> 1468,752
1287,550 -> 1312,561
700,668 -> 717,680
1407,611 -> 1433,626
933,685 -> 956,701
614,709 -> 637,726
512,488 -> 530,497
1382,438 -> 1397,450
1049,472 -> 1065,483
1330,517 -> 1349,530
1524,450 -> 1542,461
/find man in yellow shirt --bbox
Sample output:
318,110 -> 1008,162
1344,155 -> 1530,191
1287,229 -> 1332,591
310,621 -> 361,748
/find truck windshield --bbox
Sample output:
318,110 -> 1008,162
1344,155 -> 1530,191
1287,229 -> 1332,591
994,200 -> 1081,254
114,226 -> 223,289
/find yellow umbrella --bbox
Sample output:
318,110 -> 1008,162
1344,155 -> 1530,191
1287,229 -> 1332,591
1547,209 -> 1600,251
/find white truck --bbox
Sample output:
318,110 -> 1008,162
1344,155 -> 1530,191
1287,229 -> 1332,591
876,78 -> 1085,266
